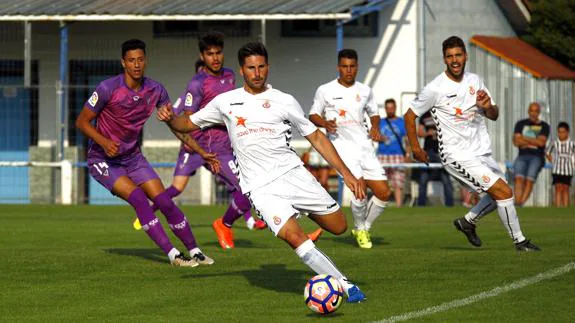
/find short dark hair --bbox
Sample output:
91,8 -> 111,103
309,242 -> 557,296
122,39 -> 146,58
442,36 -> 466,56
338,49 -> 358,63
198,32 -> 225,52
385,98 -> 396,106
237,42 -> 268,66
558,122 -> 570,132
194,58 -> 205,73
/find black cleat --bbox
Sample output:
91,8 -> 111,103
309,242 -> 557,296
515,239 -> 541,252
453,217 -> 482,247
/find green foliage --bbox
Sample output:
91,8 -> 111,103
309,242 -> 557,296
523,0 -> 575,69
0,205 -> 574,322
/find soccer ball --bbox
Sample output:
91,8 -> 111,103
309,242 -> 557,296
304,274 -> 344,314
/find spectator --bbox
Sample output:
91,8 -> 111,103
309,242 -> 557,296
377,98 -> 410,206
416,111 -> 454,206
546,122 -> 575,207
512,102 -> 550,205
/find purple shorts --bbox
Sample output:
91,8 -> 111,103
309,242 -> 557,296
88,153 -> 160,192
173,149 -> 241,192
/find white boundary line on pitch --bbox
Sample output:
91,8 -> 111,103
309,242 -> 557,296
375,262 -> 575,323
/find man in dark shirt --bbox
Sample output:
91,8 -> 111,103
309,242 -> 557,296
512,102 -> 550,205
416,111 -> 454,206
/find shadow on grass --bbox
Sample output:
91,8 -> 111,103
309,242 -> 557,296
202,239 -> 260,249
321,235 -> 388,247
182,264 -> 310,294
104,248 -> 166,264
440,246 -> 487,251
305,312 -> 345,319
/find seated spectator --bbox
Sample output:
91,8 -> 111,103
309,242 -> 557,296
512,102 -> 550,205
416,111 -> 453,206
377,98 -> 410,206
546,122 -> 575,207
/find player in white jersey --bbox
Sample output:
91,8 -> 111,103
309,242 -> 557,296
309,49 -> 391,249
404,36 -> 540,251
157,42 -> 367,302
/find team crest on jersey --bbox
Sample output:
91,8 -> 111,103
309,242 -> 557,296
235,116 -> 247,127
273,216 -> 281,225
482,175 -> 490,183
88,92 -> 98,107
220,79 -> 225,84
355,93 -> 361,102
185,93 -> 193,107
469,86 -> 476,95
262,100 -> 271,109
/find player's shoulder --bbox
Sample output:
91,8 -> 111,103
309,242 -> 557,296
143,77 -> 167,91
267,88 -> 298,102
353,80 -> 373,93
97,74 -> 123,92
463,72 -> 485,85
316,79 -> 338,93
221,67 -> 235,77
214,87 -> 243,102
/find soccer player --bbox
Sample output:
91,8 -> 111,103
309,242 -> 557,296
75,39 -> 215,266
404,36 -> 540,251
309,49 -> 391,249
158,42 -> 367,302
546,122 -> 575,207
158,33 -> 266,250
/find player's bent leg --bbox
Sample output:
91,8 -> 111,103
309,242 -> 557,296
279,217 -> 366,303
308,209 -> 347,236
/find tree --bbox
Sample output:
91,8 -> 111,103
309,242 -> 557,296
522,0 -> 575,70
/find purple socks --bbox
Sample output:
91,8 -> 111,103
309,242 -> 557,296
222,190 -> 252,227
152,185 -> 181,212
153,191 -> 197,250
127,188 -> 174,255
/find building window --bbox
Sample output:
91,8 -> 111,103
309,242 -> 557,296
153,20 -> 251,38
281,12 -> 378,37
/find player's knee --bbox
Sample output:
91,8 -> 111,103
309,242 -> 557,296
377,187 -> 391,201
331,221 -> 347,235
153,191 -> 176,213
127,187 -> 149,209
283,229 -> 308,247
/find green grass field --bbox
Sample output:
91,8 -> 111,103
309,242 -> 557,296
1,205 -> 573,322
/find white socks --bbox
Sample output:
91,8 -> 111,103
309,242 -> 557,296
496,198 -> 526,243
245,217 -> 256,230
464,195 -> 497,224
168,248 -> 180,262
365,196 -> 387,231
295,239 -> 354,292
350,197 -> 367,230
189,247 -> 202,256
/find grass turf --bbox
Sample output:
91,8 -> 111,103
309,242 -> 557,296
0,205 -> 573,322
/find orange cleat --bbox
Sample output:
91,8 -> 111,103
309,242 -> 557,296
307,228 -> 324,242
212,218 -> 235,249
253,219 -> 267,230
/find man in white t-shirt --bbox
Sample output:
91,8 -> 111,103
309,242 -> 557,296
158,42 -> 368,302
309,49 -> 391,249
404,36 -> 540,251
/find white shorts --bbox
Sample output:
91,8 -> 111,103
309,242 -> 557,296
247,166 -> 340,236
444,155 -> 505,193
340,148 -> 387,181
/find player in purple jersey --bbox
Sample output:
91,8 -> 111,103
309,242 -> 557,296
155,33 -> 267,250
75,39 -> 216,266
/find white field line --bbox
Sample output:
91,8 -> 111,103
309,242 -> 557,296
375,262 -> 575,323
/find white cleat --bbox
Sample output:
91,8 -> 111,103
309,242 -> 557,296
192,252 -> 215,265
171,254 -> 199,267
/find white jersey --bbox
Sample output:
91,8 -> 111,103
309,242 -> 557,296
309,79 -> 378,152
410,71 -> 494,162
190,87 -> 317,193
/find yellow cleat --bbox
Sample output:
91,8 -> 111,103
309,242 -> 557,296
353,229 -> 372,249
133,218 -> 142,231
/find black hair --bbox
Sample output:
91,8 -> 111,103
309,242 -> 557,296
199,32 -> 224,53
121,39 -> 146,58
385,98 -> 396,106
558,122 -> 570,132
338,49 -> 358,63
442,36 -> 466,56
194,58 -> 205,73
237,42 -> 268,66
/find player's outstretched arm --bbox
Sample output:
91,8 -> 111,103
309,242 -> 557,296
305,129 -> 366,200
157,103 -> 200,133
404,109 -> 429,164
75,106 -> 120,157
169,128 -> 221,173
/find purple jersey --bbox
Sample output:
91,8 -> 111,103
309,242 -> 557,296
85,74 -> 170,161
173,67 -> 235,155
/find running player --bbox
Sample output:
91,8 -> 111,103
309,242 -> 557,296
158,42 -> 367,302
76,39 -> 215,266
404,36 -> 540,251
309,49 -> 391,249
159,33 -> 266,249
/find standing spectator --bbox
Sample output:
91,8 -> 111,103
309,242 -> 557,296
512,102 -> 550,205
546,122 -> 575,207
416,111 -> 454,206
377,98 -> 410,206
